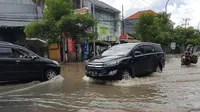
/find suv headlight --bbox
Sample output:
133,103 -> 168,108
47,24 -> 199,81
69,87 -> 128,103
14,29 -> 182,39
104,60 -> 121,67
53,61 -> 59,66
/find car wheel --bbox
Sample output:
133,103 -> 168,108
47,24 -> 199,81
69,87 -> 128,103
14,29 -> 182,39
156,65 -> 162,73
121,69 -> 132,80
44,69 -> 57,81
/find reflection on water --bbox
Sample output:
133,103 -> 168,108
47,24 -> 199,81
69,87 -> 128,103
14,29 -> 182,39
1,58 -> 200,112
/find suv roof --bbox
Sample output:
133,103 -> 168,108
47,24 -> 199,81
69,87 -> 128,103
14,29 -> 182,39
0,41 -> 13,45
137,42 -> 161,46
0,41 -> 23,49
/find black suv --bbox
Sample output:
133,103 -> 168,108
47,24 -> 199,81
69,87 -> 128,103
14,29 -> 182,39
0,42 -> 60,82
85,43 -> 165,80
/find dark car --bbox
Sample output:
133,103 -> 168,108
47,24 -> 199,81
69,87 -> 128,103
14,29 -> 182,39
85,43 -> 165,80
0,41 -> 60,82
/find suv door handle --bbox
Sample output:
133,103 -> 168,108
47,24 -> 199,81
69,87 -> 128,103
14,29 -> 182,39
16,60 -> 20,63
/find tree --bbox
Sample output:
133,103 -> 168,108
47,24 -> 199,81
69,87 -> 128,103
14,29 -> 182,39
134,12 -> 173,46
134,13 -> 156,42
172,26 -> 200,46
25,0 -> 96,44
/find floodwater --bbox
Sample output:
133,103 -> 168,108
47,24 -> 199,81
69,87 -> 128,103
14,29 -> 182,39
1,57 -> 200,112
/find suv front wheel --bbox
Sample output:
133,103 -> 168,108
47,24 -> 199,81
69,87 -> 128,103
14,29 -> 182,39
121,69 -> 132,80
44,69 -> 57,81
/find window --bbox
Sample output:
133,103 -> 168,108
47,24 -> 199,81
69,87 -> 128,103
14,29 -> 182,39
143,45 -> 154,54
0,47 -> 13,58
12,49 -> 30,58
154,45 -> 163,52
134,46 -> 145,54
102,44 -> 136,56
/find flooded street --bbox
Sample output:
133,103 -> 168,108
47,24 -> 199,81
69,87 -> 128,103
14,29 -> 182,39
1,57 -> 200,112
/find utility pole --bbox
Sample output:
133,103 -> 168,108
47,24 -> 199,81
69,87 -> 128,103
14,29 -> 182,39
122,5 -> 124,36
80,0 -> 83,8
92,0 -> 96,57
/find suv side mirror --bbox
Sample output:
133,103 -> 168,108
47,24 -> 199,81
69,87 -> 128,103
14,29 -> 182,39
31,55 -> 39,60
134,51 -> 142,56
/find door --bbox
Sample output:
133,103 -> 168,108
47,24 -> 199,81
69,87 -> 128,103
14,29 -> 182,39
132,45 -> 147,75
143,45 -> 155,72
0,47 -> 17,81
11,48 -> 42,80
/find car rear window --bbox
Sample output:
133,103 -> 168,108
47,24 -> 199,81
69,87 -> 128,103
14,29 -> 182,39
143,45 -> 154,53
154,45 -> 163,52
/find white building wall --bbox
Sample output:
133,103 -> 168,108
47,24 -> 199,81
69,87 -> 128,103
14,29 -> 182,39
84,0 -> 120,42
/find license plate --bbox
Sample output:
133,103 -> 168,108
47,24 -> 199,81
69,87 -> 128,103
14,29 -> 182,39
88,71 -> 98,76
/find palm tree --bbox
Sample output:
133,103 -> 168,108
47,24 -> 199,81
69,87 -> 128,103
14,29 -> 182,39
32,0 -> 45,21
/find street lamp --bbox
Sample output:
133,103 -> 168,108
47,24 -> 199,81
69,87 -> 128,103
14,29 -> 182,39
165,0 -> 170,13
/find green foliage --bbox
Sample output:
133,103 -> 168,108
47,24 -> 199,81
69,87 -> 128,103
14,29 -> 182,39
24,0 -> 96,44
172,26 -> 200,46
134,12 -> 173,46
44,0 -> 72,21
135,13 -> 155,42
134,11 -> 200,47
58,13 -> 96,40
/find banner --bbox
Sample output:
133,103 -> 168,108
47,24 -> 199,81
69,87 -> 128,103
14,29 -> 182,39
97,24 -> 111,41
68,38 -> 75,52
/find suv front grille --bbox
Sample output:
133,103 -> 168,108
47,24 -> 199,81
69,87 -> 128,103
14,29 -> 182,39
87,62 -> 104,68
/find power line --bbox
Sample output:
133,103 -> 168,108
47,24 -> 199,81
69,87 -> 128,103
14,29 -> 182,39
135,0 -> 151,8
130,0 -> 145,8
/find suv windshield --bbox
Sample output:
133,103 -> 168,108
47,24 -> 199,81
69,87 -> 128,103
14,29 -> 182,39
101,44 -> 137,56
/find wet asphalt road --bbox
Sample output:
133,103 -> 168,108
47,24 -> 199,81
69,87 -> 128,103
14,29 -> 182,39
1,57 -> 200,112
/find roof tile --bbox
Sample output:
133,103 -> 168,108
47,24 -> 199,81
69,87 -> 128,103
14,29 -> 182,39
125,10 -> 157,20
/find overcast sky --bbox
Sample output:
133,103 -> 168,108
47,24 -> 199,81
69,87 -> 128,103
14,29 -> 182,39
99,0 -> 200,29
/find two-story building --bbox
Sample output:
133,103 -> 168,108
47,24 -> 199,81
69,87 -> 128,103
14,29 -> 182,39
67,0 -> 121,62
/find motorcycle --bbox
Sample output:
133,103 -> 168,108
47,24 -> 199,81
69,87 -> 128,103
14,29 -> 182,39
181,54 -> 198,66
181,55 -> 191,66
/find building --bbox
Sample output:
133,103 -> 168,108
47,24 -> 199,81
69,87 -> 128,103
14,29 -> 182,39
0,0 -> 43,43
124,10 -> 157,34
0,0 -> 45,56
84,0 -> 121,43
65,0 -> 121,62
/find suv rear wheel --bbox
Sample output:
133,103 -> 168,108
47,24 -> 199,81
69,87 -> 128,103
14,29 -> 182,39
44,69 -> 57,81
156,65 -> 162,73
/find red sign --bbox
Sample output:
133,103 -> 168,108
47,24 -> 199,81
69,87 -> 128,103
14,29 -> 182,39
67,38 -> 75,52
120,29 -> 133,40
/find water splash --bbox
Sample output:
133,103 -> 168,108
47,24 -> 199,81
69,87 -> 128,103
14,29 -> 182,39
82,76 -> 95,83
112,73 -> 161,87
0,75 -> 64,96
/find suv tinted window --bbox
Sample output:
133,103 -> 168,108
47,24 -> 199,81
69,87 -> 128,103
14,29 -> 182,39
134,46 -> 145,54
12,49 -> 30,58
0,47 -> 12,58
143,45 -> 154,54
154,45 -> 163,52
